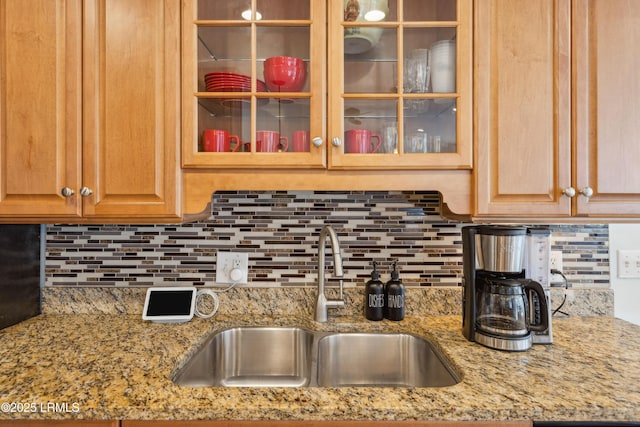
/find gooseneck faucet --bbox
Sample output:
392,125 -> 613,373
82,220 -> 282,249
314,225 -> 345,322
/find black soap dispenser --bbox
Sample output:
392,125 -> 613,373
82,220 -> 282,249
364,261 -> 385,321
385,261 -> 405,321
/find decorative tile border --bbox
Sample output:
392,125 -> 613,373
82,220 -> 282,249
45,191 -> 609,289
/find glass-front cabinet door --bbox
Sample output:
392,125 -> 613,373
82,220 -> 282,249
328,0 -> 471,169
182,0 -> 326,168
183,0 -> 470,171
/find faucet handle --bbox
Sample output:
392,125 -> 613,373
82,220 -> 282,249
326,299 -> 345,309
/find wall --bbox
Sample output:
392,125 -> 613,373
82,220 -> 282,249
46,191 -> 609,291
609,224 -> 640,325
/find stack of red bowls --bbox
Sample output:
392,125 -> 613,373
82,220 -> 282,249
204,72 -> 267,92
263,56 -> 307,92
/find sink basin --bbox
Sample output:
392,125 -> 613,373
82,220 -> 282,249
173,326 -> 314,387
316,332 -> 460,387
173,327 -> 460,388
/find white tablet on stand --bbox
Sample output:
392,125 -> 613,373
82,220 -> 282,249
142,287 -> 197,323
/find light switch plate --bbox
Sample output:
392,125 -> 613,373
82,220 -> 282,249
617,250 -> 640,278
216,251 -> 249,285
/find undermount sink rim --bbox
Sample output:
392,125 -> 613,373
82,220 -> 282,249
172,325 -> 461,389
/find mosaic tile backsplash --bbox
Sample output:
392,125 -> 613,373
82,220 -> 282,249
46,191 -> 610,289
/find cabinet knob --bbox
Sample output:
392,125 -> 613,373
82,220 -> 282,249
331,137 -> 343,147
311,136 -> 323,147
80,186 -> 94,197
61,187 -> 75,198
580,187 -> 594,198
562,187 -> 576,198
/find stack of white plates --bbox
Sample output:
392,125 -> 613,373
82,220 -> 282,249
430,40 -> 456,94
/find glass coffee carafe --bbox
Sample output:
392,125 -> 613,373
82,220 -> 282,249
476,277 -> 549,339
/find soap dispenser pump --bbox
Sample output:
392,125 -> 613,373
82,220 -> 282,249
385,261 -> 405,321
364,261 -> 385,321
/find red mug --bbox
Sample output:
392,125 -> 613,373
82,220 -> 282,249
344,129 -> 382,153
256,130 -> 289,152
292,130 -> 310,152
202,129 -> 241,152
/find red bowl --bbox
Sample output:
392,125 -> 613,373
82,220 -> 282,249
263,56 -> 307,92
264,56 -> 303,67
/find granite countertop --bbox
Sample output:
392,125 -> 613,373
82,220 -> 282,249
1,312 -> 639,422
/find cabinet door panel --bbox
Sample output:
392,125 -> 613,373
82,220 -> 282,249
83,0 -> 180,220
475,0 -> 571,216
574,0 -> 640,215
182,0 -> 326,169
329,0 -> 472,170
0,0 -> 82,218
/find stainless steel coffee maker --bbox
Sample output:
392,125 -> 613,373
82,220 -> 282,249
462,225 -> 549,351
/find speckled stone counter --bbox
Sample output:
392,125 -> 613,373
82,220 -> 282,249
1,311 -> 639,422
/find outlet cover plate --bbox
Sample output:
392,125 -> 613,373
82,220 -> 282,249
550,251 -> 564,284
216,251 -> 249,285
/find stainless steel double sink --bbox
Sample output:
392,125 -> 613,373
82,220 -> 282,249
173,326 -> 460,388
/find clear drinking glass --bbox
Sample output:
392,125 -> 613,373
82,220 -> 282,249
412,48 -> 429,93
405,131 -> 428,153
381,122 -> 398,153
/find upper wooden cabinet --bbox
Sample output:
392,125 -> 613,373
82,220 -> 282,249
0,0 -> 83,219
181,0 -> 472,170
82,0 -> 181,221
573,0 -> 640,216
0,0 -> 181,223
475,0 -> 640,219
474,0 -> 571,217
180,0 -> 474,218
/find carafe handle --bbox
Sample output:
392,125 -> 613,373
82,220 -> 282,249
523,279 -> 549,332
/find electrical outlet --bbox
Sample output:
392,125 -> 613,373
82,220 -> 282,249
550,251 -> 564,284
216,251 -> 249,285
617,250 -> 640,278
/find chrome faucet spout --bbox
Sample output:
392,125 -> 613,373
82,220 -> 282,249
315,225 -> 346,322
